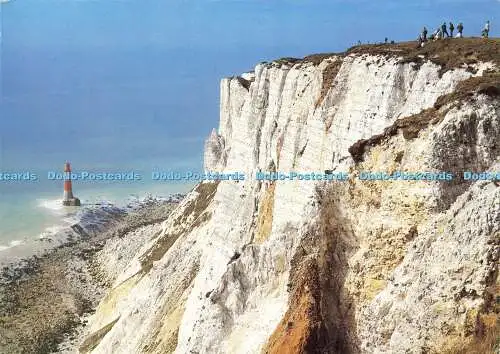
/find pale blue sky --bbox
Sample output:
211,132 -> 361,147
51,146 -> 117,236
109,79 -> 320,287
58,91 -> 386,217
0,0 -> 498,172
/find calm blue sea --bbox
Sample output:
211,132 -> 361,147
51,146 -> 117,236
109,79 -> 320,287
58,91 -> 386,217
0,2 -> 217,251
0,0 -> 357,253
0,39 -> 211,250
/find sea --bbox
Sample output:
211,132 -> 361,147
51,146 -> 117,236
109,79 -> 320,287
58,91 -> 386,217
0,179 -> 193,253
0,0 -> 294,262
0,38 -> 208,260
0,0 -> 216,260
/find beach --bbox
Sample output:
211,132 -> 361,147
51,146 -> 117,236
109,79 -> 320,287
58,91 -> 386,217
0,193 -> 184,353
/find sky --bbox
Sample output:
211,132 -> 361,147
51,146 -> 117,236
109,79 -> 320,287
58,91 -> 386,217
0,0 -> 498,173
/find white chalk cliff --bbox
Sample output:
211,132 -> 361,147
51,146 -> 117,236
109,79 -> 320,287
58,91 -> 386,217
82,41 -> 500,354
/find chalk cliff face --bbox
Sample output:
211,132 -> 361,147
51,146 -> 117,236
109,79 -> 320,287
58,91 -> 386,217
82,41 -> 499,354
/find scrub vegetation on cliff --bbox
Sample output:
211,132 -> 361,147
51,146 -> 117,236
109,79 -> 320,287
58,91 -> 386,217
348,38 -> 499,164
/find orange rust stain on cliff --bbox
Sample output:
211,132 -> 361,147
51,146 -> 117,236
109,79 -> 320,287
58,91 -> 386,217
263,260 -> 326,354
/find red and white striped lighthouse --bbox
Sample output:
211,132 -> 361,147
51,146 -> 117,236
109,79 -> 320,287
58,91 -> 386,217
62,162 -> 81,206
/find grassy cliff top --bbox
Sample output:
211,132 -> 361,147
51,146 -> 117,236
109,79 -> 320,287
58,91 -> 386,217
347,38 -> 500,164
270,38 -> 500,70
349,37 -> 500,72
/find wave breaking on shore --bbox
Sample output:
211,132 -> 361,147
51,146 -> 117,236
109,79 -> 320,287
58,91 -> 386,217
0,192 -> 184,353
0,193 -> 184,269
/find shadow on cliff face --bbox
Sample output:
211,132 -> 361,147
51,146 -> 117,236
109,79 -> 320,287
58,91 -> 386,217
264,184 -> 359,354
430,108 -> 499,211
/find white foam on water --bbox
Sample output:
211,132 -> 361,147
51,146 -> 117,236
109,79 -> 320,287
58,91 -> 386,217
1,189 -> 184,261
0,239 -> 25,252
36,198 -> 66,215
36,197 -> 81,226
38,225 -> 67,240
62,214 -> 81,225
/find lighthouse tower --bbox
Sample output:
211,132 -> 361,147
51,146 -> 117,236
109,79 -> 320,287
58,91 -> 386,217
62,162 -> 81,206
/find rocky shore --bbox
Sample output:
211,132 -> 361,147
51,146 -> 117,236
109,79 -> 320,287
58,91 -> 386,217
0,196 -> 182,354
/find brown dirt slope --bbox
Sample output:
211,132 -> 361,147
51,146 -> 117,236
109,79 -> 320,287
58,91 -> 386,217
264,186 -> 357,354
263,257 -> 327,354
316,59 -> 344,108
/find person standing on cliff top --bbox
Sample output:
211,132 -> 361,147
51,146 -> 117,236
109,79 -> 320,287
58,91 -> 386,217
483,21 -> 490,38
422,27 -> 428,42
457,22 -> 464,37
430,28 -> 438,40
435,27 -> 442,40
449,22 -> 455,37
441,22 -> 449,37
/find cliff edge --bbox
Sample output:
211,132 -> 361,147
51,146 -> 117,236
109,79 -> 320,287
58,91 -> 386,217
82,39 -> 499,354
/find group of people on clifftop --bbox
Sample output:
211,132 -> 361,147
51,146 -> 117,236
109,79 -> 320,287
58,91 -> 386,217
418,20 -> 491,45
